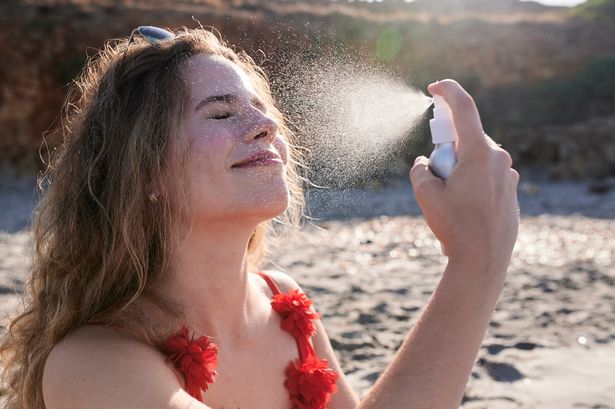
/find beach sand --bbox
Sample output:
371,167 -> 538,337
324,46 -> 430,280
1,174 -> 614,408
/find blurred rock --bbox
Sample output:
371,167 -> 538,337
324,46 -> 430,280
520,181 -> 540,196
502,116 -> 615,180
588,179 -> 612,194
1,0 -> 615,181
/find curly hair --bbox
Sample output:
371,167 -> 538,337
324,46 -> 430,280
0,26 -> 307,409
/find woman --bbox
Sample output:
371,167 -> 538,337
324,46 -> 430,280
0,26 -> 519,409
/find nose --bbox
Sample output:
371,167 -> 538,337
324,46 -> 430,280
245,109 -> 278,144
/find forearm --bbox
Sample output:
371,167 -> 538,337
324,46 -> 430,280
357,259 -> 505,409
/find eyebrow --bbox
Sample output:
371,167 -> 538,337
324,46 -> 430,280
194,93 -> 266,112
194,94 -> 235,111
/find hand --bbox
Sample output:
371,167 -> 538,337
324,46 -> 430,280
410,79 -> 520,277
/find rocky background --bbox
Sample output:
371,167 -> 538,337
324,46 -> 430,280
1,0 -> 615,181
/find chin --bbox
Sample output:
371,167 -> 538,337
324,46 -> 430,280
197,173 -> 291,223
245,188 -> 290,221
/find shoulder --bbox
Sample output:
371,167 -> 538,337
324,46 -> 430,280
260,269 -> 317,313
43,325 -> 208,409
260,269 -> 302,293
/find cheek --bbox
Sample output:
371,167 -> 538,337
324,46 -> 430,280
186,128 -> 234,188
189,124 -> 233,155
275,135 -> 290,163
191,135 -> 210,154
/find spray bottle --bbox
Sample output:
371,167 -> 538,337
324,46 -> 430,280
428,95 -> 458,180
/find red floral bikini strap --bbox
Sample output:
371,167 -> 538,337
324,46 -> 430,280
257,271 -> 320,362
256,272 -> 340,406
256,271 -> 282,295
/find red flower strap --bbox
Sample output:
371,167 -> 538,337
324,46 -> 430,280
269,286 -> 339,409
271,289 -> 321,339
162,324 -> 219,401
284,352 -> 339,409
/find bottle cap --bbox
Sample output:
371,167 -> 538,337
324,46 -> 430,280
429,95 -> 458,144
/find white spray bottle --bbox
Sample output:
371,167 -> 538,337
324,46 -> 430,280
428,95 -> 458,180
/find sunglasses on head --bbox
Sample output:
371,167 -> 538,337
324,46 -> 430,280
127,25 -> 175,47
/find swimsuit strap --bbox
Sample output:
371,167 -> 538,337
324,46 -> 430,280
256,271 -> 282,295
255,271 -> 317,362
255,271 -> 340,407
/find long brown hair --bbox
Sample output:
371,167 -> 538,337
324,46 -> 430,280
0,26 -> 307,409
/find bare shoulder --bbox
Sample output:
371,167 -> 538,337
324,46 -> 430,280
43,325 -> 210,409
261,269 -> 302,292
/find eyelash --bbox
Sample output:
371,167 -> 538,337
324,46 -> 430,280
210,112 -> 233,120
207,103 -> 266,120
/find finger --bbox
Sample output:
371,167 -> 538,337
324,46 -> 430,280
440,242 -> 448,257
484,133 -> 501,150
428,79 -> 487,155
492,149 -> 513,170
410,156 -> 444,205
485,133 -> 511,159
510,168 -> 520,188
510,168 -> 520,219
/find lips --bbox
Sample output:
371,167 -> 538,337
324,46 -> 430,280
232,150 -> 283,168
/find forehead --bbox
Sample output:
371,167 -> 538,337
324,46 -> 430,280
184,54 -> 258,101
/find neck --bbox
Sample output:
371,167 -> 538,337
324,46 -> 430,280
151,219 -> 268,346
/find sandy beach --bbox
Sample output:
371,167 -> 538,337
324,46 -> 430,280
1,173 -> 614,408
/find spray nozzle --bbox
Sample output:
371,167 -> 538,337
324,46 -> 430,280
429,95 -> 458,144
432,95 -> 453,119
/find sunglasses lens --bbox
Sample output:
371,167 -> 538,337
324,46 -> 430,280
138,26 -> 175,44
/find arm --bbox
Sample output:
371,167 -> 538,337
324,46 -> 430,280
358,79 -> 519,409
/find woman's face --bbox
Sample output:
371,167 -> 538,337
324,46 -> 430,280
179,54 -> 290,224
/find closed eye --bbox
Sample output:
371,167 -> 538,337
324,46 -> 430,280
209,112 -> 233,120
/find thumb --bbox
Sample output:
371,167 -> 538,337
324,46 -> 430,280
409,156 -> 444,206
